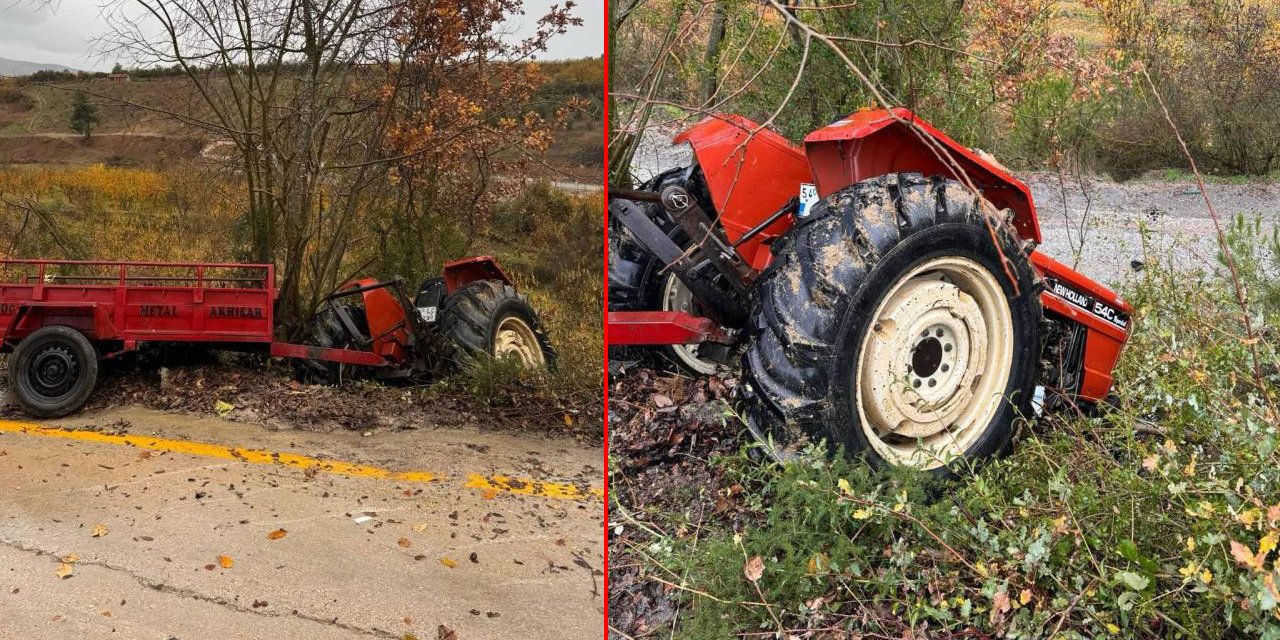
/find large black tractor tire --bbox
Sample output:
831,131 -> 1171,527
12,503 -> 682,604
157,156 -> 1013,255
607,167 -> 724,374
741,173 -> 1042,476
296,301 -> 371,384
8,325 -> 100,418
438,280 -> 555,370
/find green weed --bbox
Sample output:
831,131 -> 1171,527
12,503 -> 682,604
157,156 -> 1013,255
619,222 -> 1280,638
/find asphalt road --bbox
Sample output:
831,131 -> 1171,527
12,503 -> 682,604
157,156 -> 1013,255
0,407 -> 604,640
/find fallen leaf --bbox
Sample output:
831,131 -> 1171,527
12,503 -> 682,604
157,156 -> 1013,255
398,537 -> 412,548
91,524 -> 108,538
440,557 -> 457,569
743,555 -> 764,583
562,413 -> 574,426
1232,540 -> 1262,570
437,625 -> 457,640
137,451 -> 152,460
267,529 -> 288,540
412,523 -> 428,533
60,553 -> 79,564
55,563 -> 73,579
218,555 -> 234,569
1141,454 -> 1159,473
481,488 -> 499,500
806,553 -> 828,576
1260,531 -> 1278,557
651,393 -> 673,408
1228,540 -> 1259,570
1019,588 -> 1032,605
214,400 -> 235,417
990,590 -> 1010,625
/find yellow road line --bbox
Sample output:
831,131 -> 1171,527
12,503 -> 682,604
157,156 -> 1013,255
0,420 -> 601,502
465,474 -> 604,501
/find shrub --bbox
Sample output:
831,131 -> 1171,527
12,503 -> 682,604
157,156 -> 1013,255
619,222 -> 1280,638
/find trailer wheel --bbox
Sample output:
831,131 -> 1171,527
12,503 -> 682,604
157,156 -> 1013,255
8,326 -> 100,418
742,173 -> 1041,475
438,280 -> 555,370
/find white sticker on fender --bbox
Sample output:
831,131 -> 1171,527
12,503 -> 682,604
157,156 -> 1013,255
797,183 -> 819,218
418,307 -> 438,323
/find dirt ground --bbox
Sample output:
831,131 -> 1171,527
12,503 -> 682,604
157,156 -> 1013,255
607,371 -> 747,637
0,355 -> 602,444
0,361 -> 604,640
0,404 -> 604,640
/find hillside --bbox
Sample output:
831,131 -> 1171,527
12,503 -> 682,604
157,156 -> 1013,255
0,57 -> 72,78
0,58 -> 603,180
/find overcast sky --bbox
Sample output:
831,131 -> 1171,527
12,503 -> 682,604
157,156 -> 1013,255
0,0 -> 602,71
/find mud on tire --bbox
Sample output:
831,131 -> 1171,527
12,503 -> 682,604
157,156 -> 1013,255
438,279 -> 556,369
741,173 -> 1042,475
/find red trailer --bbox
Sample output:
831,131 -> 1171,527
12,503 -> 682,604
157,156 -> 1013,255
0,258 -> 553,418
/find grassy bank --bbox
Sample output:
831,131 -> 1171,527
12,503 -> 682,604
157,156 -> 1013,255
609,219 -> 1280,637
0,164 -> 603,436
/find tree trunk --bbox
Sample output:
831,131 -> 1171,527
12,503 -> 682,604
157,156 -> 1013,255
701,2 -> 728,104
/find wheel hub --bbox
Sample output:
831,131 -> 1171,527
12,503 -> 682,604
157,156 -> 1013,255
28,345 -> 78,397
493,316 -> 546,369
660,273 -> 719,374
856,257 -> 1014,468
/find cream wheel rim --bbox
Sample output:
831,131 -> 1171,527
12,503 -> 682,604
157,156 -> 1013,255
855,256 -> 1013,469
660,273 -> 719,374
493,316 -> 546,368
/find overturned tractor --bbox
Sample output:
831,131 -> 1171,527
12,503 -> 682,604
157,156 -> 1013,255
610,108 -> 1130,474
0,256 -> 553,418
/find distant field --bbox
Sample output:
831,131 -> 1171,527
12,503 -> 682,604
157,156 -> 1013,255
0,59 -> 603,178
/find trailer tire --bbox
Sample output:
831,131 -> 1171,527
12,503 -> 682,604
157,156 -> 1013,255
741,173 -> 1041,476
9,326 -> 99,418
438,280 -> 555,370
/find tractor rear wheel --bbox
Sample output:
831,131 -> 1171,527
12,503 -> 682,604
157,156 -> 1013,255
296,301 -> 371,384
8,325 -> 99,418
438,280 -> 555,370
741,173 -> 1042,475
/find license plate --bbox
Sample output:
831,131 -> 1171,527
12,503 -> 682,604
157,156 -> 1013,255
418,307 -> 437,323
797,183 -> 819,218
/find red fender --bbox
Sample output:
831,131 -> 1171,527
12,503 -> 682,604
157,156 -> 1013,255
803,107 -> 1040,243
441,256 -> 512,294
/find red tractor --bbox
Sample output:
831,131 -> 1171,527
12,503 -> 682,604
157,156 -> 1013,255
609,108 -> 1131,474
0,256 -> 553,418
